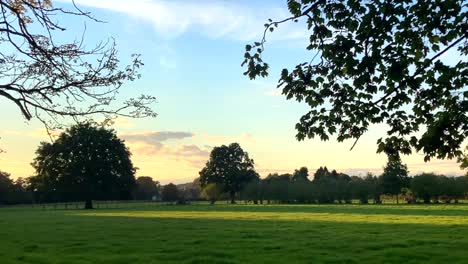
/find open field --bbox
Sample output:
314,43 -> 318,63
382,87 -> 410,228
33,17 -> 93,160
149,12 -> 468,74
1,204 -> 468,263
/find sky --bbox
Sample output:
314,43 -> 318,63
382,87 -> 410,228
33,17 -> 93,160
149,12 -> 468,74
0,0 -> 465,184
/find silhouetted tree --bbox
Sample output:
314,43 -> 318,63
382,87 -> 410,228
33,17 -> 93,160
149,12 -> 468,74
0,171 -> 13,204
162,183 -> 179,203
263,173 -> 291,203
291,167 -> 309,182
29,123 -> 136,209
134,176 -> 160,200
178,178 -> 202,201
199,143 -> 259,203
0,1 -> 156,133
460,146 -> 468,176
381,155 -> 409,204
243,0 -> 467,161
411,173 -> 443,203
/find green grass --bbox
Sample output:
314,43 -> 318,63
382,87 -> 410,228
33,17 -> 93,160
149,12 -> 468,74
1,204 -> 468,263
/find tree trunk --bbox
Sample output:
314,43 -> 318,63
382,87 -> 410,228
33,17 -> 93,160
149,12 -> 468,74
84,199 -> 93,209
230,192 -> 235,204
396,194 -> 399,204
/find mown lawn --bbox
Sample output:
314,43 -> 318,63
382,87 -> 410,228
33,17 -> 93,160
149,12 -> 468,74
1,203 -> 468,263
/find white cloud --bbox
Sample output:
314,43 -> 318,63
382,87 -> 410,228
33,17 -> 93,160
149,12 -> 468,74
59,0 -> 307,41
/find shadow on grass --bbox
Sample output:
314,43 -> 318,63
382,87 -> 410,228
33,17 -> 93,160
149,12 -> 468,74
82,203 -> 468,217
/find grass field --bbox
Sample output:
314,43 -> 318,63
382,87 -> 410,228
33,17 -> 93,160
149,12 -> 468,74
1,203 -> 468,263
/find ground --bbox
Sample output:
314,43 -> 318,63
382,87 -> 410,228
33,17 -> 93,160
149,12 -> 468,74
1,203 -> 468,263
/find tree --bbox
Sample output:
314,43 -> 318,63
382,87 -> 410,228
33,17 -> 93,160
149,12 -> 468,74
263,173 -> 291,203
460,146 -> 468,176
161,183 -> 179,203
411,173 -> 442,203
134,176 -> 160,200
243,0 -> 467,161
0,1 -> 156,132
291,166 -> 309,182
201,183 -> 223,204
0,170 -> 13,204
199,143 -> 259,203
29,123 -> 136,209
380,155 -> 409,203
313,166 -> 331,182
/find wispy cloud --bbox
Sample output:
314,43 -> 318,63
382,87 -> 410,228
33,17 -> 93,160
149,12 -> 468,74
121,131 -> 209,168
59,0 -> 306,41
121,131 -> 194,144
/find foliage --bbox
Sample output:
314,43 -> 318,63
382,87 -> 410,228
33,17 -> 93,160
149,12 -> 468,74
0,0 -> 156,131
161,183 -> 179,202
243,0 -> 468,161
291,166 -> 309,181
29,123 -> 136,208
411,173 -> 467,203
134,176 -> 160,201
201,183 -> 223,204
0,171 -> 33,204
0,171 -> 13,204
410,173 -> 441,203
460,146 -> 468,175
380,155 -> 409,201
199,143 -> 259,203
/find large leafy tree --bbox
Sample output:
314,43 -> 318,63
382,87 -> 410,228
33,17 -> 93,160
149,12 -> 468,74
0,0 -> 156,132
243,0 -> 467,161
199,143 -> 259,203
30,123 -> 136,209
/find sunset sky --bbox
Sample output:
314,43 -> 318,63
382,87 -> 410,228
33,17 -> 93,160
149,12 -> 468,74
0,0 -> 465,184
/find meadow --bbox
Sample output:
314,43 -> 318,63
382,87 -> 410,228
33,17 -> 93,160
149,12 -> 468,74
1,203 -> 468,263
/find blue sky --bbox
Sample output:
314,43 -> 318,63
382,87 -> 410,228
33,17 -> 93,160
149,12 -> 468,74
0,0 -> 465,183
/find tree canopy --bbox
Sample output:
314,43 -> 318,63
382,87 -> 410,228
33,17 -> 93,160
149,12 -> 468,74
243,0 -> 467,161
134,176 -> 160,200
380,155 -> 409,203
199,143 -> 259,203
29,123 -> 136,208
161,183 -> 179,202
0,0 -> 156,131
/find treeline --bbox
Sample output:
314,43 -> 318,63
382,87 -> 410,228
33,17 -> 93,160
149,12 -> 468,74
238,169 -> 468,204
0,171 -> 201,206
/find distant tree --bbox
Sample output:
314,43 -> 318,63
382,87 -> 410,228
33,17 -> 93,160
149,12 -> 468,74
263,173 -> 291,203
202,183 -> 223,204
0,1 -> 156,133
161,183 -> 179,203
134,176 -> 160,200
313,167 -> 331,182
0,171 -> 13,204
291,167 -> 309,182
240,180 -> 264,204
178,178 -> 202,201
243,0 -> 467,161
30,123 -> 136,209
381,155 -> 409,204
289,180 -> 312,203
199,143 -> 259,203
351,177 -> 370,204
411,173 -> 442,203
